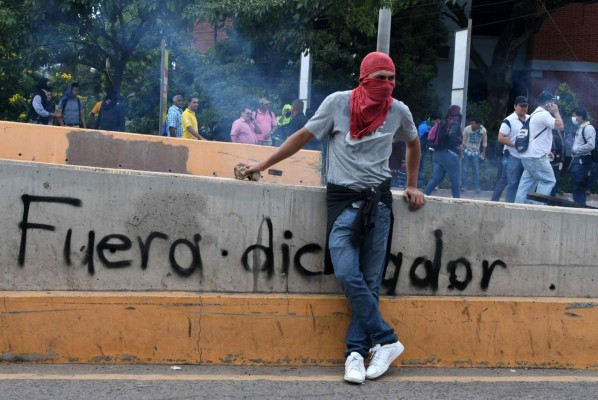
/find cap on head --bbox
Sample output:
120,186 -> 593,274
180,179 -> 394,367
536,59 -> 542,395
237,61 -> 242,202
259,97 -> 270,105
359,52 -> 395,80
514,96 -> 528,105
538,91 -> 556,104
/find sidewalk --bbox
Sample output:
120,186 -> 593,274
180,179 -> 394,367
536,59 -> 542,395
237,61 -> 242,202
418,188 -> 598,208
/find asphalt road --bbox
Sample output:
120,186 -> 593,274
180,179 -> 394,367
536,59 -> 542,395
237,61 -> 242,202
2,364 -> 598,400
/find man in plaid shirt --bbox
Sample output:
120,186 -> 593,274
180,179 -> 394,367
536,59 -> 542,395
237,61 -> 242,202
166,95 -> 184,138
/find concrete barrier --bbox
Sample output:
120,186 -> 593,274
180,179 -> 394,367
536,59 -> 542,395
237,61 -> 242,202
2,159 -> 598,367
3,160 -> 598,297
0,121 -> 322,186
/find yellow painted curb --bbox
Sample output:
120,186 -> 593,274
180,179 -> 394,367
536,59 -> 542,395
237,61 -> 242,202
0,121 -> 322,186
1,292 -> 597,368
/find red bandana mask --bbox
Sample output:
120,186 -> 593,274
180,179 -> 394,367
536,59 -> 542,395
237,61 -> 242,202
350,52 -> 396,140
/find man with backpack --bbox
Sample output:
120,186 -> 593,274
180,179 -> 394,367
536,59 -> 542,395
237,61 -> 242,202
514,91 -> 564,204
569,107 -> 596,206
492,96 -> 529,202
57,82 -> 86,128
417,114 -> 440,188
424,105 -> 463,198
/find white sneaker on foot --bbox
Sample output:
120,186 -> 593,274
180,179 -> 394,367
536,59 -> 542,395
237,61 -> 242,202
344,352 -> 366,384
366,340 -> 405,379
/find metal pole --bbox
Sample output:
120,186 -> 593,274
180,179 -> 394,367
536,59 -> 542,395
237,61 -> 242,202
451,20 -> 472,129
376,8 -> 392,55
159,39 -> 169,134
299,49 -> 312,110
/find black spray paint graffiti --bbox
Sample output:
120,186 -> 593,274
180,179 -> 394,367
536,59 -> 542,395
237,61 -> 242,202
19,195 -> 203,278
381,229 -> 507,295
240,219 -> 507,294
18,195 -> 322,280
18,195 -> 506,293
240,217 -> 323,277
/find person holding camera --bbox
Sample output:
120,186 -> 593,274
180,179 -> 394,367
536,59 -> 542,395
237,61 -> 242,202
514,91 -> 564,204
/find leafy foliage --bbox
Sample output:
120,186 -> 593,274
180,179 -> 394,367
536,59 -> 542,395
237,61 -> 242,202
2,0 -> 451,135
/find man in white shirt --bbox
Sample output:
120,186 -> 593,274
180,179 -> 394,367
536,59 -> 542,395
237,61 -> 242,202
570,107 -> 596,206
515,91 -> 564,204
492,96 -> 529,202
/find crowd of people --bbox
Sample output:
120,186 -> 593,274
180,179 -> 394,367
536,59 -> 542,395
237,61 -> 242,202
27,76 -> 597,207
26,77 -> 321,152
27,78 -> 126,131
405,92 -> 596,207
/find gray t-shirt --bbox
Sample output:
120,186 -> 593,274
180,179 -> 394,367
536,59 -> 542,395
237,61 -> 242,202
305,90 -> 417,190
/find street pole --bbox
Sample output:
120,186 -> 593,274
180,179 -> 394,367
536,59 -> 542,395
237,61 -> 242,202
299,49 -> 312,111
376,8 -> 392,55
159,39 -> 169,135
451,19 -> 472,130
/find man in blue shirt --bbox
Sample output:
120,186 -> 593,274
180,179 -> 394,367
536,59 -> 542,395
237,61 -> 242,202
58,82 -> 86,128
417,114 -> 440,188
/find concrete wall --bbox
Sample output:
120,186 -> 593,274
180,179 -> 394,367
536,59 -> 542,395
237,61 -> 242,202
2,159 -> 598,367
2,159 -> 598,297
0,121 -> 322,186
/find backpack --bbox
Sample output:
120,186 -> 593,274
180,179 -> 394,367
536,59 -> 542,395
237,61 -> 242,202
515,112 -> 546,153
427,120 -> 448,150
161,119 -> 169,137
58,97 -> 82,116
580,125 -> 598,162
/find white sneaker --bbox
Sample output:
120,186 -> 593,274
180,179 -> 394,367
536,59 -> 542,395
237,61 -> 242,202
365,340 -> 405,379
344,352 -> 366,384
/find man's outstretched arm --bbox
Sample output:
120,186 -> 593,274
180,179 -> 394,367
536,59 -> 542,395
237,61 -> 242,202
244,127 -> 314,174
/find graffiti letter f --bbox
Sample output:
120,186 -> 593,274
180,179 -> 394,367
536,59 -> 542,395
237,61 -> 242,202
18,194 -> 82,266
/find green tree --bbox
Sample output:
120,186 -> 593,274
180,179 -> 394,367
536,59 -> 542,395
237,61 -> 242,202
26,0 -> 189,94
445,0 -> 590,126
187,0 -> 449,129
0,0 -> 34,121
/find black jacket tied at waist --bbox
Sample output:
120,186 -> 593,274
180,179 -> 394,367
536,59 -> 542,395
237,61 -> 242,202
324,178 -> 394,275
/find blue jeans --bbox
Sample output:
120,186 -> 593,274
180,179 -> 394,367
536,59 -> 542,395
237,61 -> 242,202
391,169 -> 407,189
424,149 -> 461,198
504,154 -> 524,203
491,156 -> 507,201
329,203 -> 397,357
417,148 -> 428,188
550,164 -> 562,196
461,154 -> 480,190
588,161 -> 598,194
570,156 -> 592,206
515,155 -> 556,204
